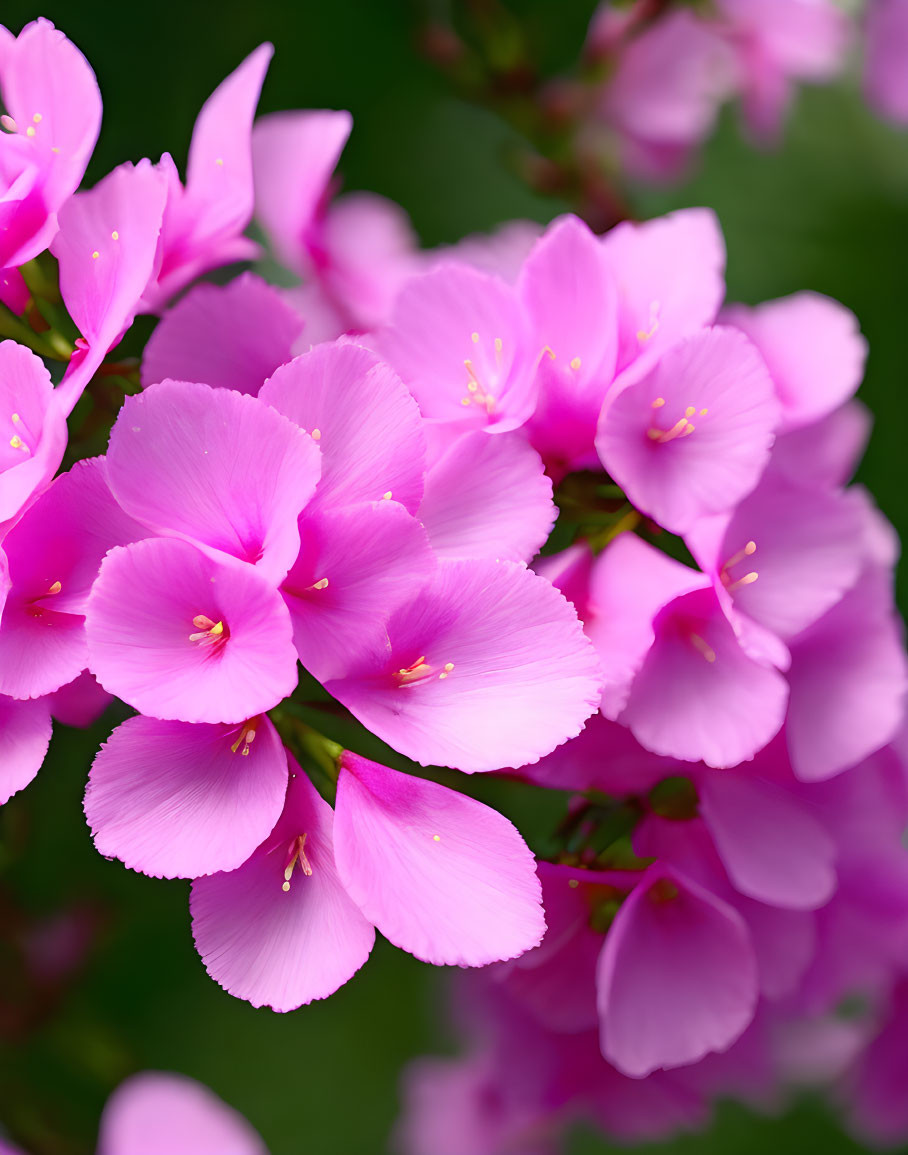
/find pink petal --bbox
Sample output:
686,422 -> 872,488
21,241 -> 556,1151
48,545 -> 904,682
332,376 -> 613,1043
699,770 -> 836,909
380,263 -> 536,433
620,587 -> 789,768
49,670 -> 111,728
252,109 -> 352,273
51,159 -> 168,415
0,457 -> 148,699
0,19 -> 101,265
282,500 -> 434,682
600,208 -> 726,381
698,469 -> 865,639
786,567 -> 908,781
147,45 -> 272,308
334,752 -> 544,966
722,293 -> 866,432
0,694 -> 52,804
259,341 -> 425,513
418,431 -> 554,562
85,714 -> 289,879
97,1071 -> 267,1155
190,767 -> 375,1011
141,273 -> 304,395
597,328 -> 779,534
772,396 -> 872,496
597,866 -> 758,1077
106,380 -> 320,583
86,538 -> 298,724
865,0 -> 908,123
518,214 -> 618,383
0,339 -> 55,522
585,534 -> 710,719
325,559 -> 602,773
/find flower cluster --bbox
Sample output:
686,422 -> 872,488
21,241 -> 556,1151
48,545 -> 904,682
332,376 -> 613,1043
0,15 -> 906,1155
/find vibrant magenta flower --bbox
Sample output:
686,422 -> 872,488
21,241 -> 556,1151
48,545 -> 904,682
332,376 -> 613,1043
104,380 -> 321,583
51,158 -> 168,415
190,766 -> 375,1011
380,263 -> 537,434
85,537 -> 298,724
258,341 -> 426,513
0,340 -> 62,527
282,499 -> 434,681
597,327 -> 779,533
192,755 -> 544,1010
583,534 -> 788,767
597,863 -> 758,1077
85,715 -> 289,879
687,467 -> 866,641
418,429 -> 554,562
517,215 -> 618,473
141,44 -> 273,312
253,109 -> 419,334
0,19 -> 101,271
601,207 -> 727,385
97,1071 -> 267,1155
324,558 -> 602,772
722,292 -> 867,432
0,694 -> 51,805
141,273 -> 304,395
252,109 -> 352,274
717,0 -> 850,141
865,0 -> 908,124
0,457 -> 147,699
334,752 -> 545,966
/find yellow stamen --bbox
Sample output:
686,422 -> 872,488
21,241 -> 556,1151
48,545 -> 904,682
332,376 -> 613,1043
282,833 -> 313,892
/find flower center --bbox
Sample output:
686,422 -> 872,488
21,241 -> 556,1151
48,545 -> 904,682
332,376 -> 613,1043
393,656 -> 455,687
720,540 -> 759,593
460,331 -> 503,414
230,718 -> 260,756
282,834 -> 313,892
189,614 -> 228,648
646,398 -> 709,443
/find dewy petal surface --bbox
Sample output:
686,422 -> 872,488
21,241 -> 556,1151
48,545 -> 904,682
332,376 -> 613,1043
597,866 -> 758,1077
85,714 -> 289,879
97,1071 -> 267,1155
334,752 -> 545,966
86,537 -> 298,724
260,341 -> 425,513
106,380 -> 320,583
141,273 -> 303,395
191,767 -> 375,1012
325,559 -> 602,772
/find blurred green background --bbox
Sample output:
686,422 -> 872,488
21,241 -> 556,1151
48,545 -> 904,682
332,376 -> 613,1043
1,1 -> 907,1152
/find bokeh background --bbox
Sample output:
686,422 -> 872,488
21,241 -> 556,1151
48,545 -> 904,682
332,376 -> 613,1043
2,1 -> 907,1152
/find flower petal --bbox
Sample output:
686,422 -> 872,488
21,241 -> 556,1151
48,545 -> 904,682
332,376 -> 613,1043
334,752 -> 544,966
85,714 -> 289,879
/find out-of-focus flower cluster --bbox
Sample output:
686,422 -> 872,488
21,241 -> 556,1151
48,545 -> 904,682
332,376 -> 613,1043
1,14 -> 907,1155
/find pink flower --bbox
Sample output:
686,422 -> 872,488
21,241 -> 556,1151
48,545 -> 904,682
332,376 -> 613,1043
140,44 -> 273,312
324,558 -> 602,772
596,327 -> 779,534
253,109 -> 419,334
191,755 -> 544,1010
0,19 -> 101,271
0,694 -> 51,805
